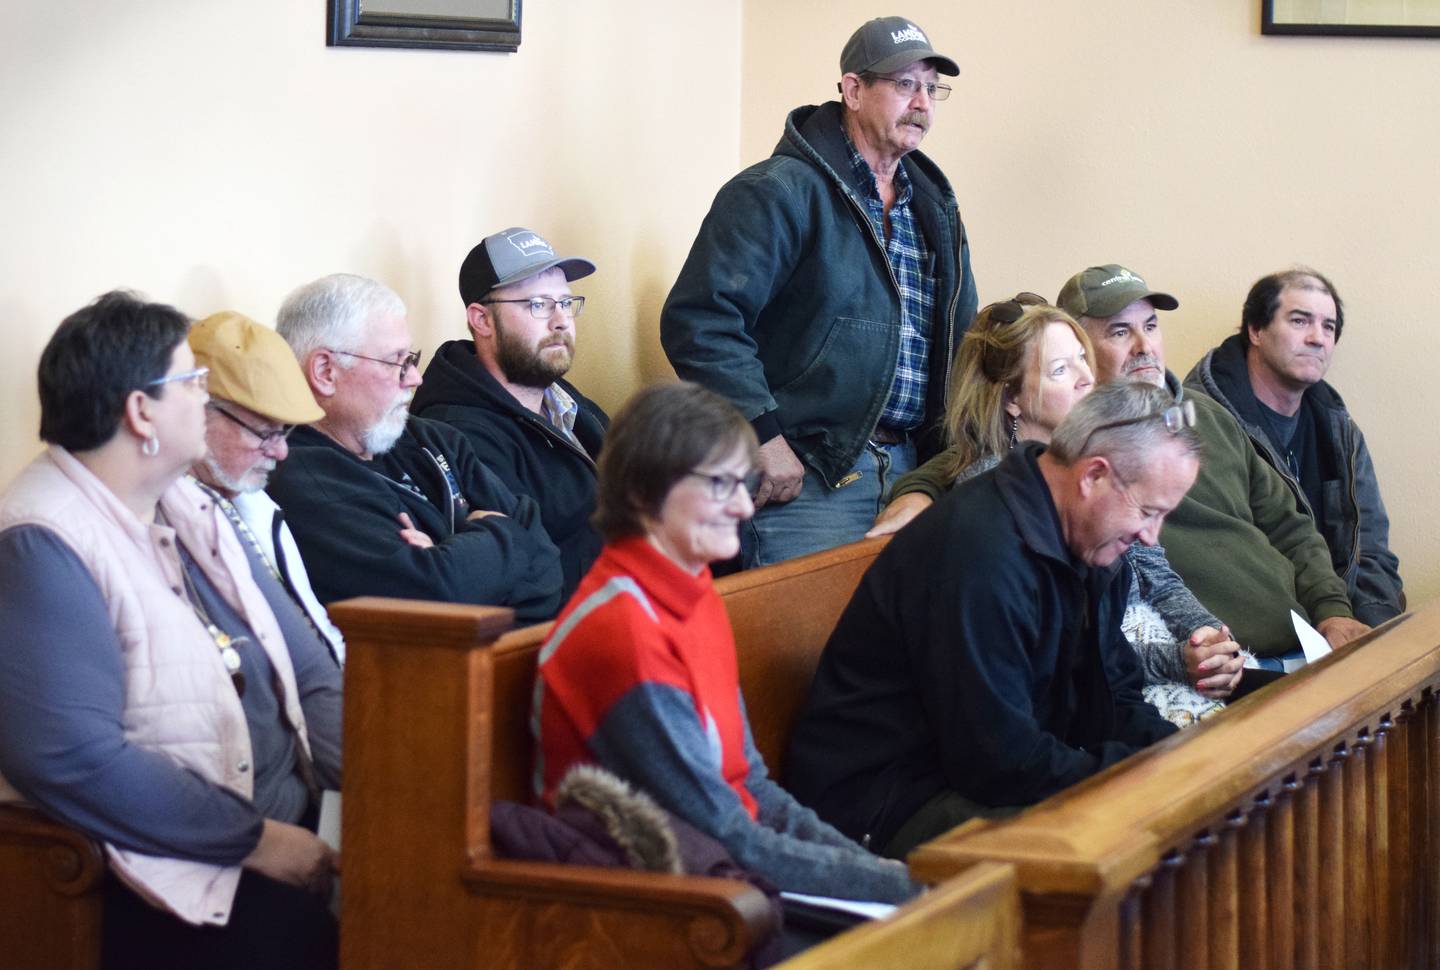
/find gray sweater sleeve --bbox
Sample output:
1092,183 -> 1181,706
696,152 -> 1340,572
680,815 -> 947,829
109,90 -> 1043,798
1125,542 -> 1225,684
589,684 -> 918,903
0,525 -> 263,865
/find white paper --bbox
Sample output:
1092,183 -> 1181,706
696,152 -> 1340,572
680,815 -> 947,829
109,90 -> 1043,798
318,790 -> 342,851
780,891 -> 897,921
1290,609 -> 1333,669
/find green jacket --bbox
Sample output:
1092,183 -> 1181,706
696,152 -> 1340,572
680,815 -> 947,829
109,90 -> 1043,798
888,375 -> 1355,655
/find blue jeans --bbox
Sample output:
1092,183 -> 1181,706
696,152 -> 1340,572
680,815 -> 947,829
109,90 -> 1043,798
1249,647 -> 1306,673
742,439 -> 916,569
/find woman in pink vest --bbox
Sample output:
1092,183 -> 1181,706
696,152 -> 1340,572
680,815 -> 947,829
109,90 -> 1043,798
0,291 -> 341,969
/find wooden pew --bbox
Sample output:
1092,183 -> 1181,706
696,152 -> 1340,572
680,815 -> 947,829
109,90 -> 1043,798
773,861 -> 1021,970
909,605 -> 1437,969
335,537 -> 894,970
0,805 -> 104,970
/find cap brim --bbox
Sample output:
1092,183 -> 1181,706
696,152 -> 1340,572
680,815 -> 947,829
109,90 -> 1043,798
1146,291 -> 1180,312
868,50 -> 960,76
493,256 -> 596,289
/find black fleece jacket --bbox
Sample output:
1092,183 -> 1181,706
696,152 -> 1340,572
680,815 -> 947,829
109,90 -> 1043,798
785,444 -> 1177,849
412,340 -> 607,602
267,417 -> 562,624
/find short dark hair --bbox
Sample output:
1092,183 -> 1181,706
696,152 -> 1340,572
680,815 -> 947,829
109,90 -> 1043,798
1241,267 -> 1344,342
38,290 -> 191,451
593,381 -> 759,542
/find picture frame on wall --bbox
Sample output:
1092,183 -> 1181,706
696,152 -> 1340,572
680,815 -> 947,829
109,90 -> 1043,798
1262,0 -> 1440,37
328,0 -> 522,52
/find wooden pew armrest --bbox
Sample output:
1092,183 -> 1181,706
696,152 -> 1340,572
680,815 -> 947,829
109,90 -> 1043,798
465,858 -> 777,963
0,804 -> 105,897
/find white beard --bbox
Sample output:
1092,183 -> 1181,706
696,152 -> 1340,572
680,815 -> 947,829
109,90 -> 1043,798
361,395 -> 412,456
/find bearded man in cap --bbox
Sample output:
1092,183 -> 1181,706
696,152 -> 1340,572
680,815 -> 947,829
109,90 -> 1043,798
188,311 -> 347,664
412,228 -> 608,602
1056,264 -> 1369,663
661,15 -> 978,568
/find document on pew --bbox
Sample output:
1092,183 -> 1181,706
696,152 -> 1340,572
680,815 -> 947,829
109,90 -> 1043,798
1288,609 -> 1333,672
780,891 -> 897,922
319,790 -> 342,851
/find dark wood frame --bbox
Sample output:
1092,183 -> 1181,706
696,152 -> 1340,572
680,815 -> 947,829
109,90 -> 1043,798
328,0 -> 522,52
1262,0 -> 1440,37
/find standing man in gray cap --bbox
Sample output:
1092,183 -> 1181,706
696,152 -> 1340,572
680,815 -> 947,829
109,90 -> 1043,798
661,15 -> 978,568
413,228 -> 609,602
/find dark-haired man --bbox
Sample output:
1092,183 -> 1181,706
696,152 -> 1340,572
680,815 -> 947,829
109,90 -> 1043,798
1186,268 -> 1402,625
413,228 -> 608,602
662,16 -> 977,568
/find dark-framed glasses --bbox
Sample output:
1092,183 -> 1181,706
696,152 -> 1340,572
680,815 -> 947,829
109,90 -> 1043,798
331,349 -> 422,383
688,469 -> 763,502
1078,398 -> 1197,454
209,403 -> 295,448
482,295 -> 586,319
144,366 -> 210,392
866,74 -> 953,101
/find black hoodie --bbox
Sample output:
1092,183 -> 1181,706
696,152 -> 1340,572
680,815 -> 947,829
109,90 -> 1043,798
412,340 -> 607,602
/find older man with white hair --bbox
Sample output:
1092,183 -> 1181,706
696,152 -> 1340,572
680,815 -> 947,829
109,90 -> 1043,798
267,274 -> 562,623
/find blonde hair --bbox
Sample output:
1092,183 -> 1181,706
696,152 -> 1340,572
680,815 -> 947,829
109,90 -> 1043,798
941,301 -> 1092,483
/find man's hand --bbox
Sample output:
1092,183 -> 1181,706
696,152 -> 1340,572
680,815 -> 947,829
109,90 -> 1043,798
397,512 -> 433,549
243,819 -> 339,896
752,436 -> 805,509
866,493 -> 933,538
1184,625 -> 1245,699
1317,615 -> 1371,649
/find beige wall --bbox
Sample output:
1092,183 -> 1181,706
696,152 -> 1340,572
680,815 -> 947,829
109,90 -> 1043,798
743,0 -> 1440,607
4,0 -> 1438,606
0,0 -> 738,480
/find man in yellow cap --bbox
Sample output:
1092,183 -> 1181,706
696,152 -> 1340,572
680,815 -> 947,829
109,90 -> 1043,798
189,311 -> 346,665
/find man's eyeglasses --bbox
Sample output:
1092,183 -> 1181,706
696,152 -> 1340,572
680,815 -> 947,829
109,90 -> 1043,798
331,349 -> 422,383
481,296 -> 586,319
980,292 -> 1049,326
1078,398 -> 1197,455
865,74 -> 953,101
688,469 -> 763,502
209,403 -> 295,448
144,367 -> 210,392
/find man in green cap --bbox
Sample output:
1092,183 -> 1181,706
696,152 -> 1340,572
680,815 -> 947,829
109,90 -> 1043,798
1057,264 -> 1370,662
662,15 -> 977,569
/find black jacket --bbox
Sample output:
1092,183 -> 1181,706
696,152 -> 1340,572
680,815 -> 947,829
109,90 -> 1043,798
412,340 -> 607,601
1186,335 -> 1403,626
266,417 -> 562,624
785,444 -> 1177,848
660,101 -> 978,486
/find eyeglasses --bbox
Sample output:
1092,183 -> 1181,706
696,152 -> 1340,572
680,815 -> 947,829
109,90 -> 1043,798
865,74 -> 953,101
481,296 -> 586,319
688,469 -> 763,502
1078,398 -> 1198,455
980,292 -> 1049,326
209,403 -> 295,448
331,349 -> 423,383
144,366 -> 210,392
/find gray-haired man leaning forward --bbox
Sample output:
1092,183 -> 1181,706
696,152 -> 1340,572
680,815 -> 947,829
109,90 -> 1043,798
787,382 -> 1188,858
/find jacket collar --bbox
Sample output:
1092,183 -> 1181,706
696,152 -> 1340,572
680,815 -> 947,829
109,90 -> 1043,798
993,442 -> 1118,581
601,535 -> 712,620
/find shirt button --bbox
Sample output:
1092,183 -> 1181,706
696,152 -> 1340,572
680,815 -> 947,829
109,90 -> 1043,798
159,537 -> 171,547
237,760 -> 250,773
172,586 -> 183,596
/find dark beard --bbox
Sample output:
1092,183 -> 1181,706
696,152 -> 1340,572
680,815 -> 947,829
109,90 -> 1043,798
496,324 -> 572,388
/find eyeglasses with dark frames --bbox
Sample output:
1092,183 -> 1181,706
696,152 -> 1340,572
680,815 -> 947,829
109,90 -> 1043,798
481,296 -> 586,319
687,469 -> 763,502
331,349 -> 423,383
208,403 -> 295,448
1078,397 -> 1198,455
144,366 -> 210,392
863,73 -> 953,101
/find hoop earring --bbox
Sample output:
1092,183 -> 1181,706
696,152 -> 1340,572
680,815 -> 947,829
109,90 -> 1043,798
141,434 -> 160,457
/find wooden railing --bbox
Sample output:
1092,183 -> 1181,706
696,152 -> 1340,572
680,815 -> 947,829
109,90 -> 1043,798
910,605 -> 1438,969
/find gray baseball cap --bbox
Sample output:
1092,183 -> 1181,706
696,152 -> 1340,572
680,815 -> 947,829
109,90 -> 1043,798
459,227 -> 596,306
840,17 -> 959,77
1056,264 -> 1179,319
